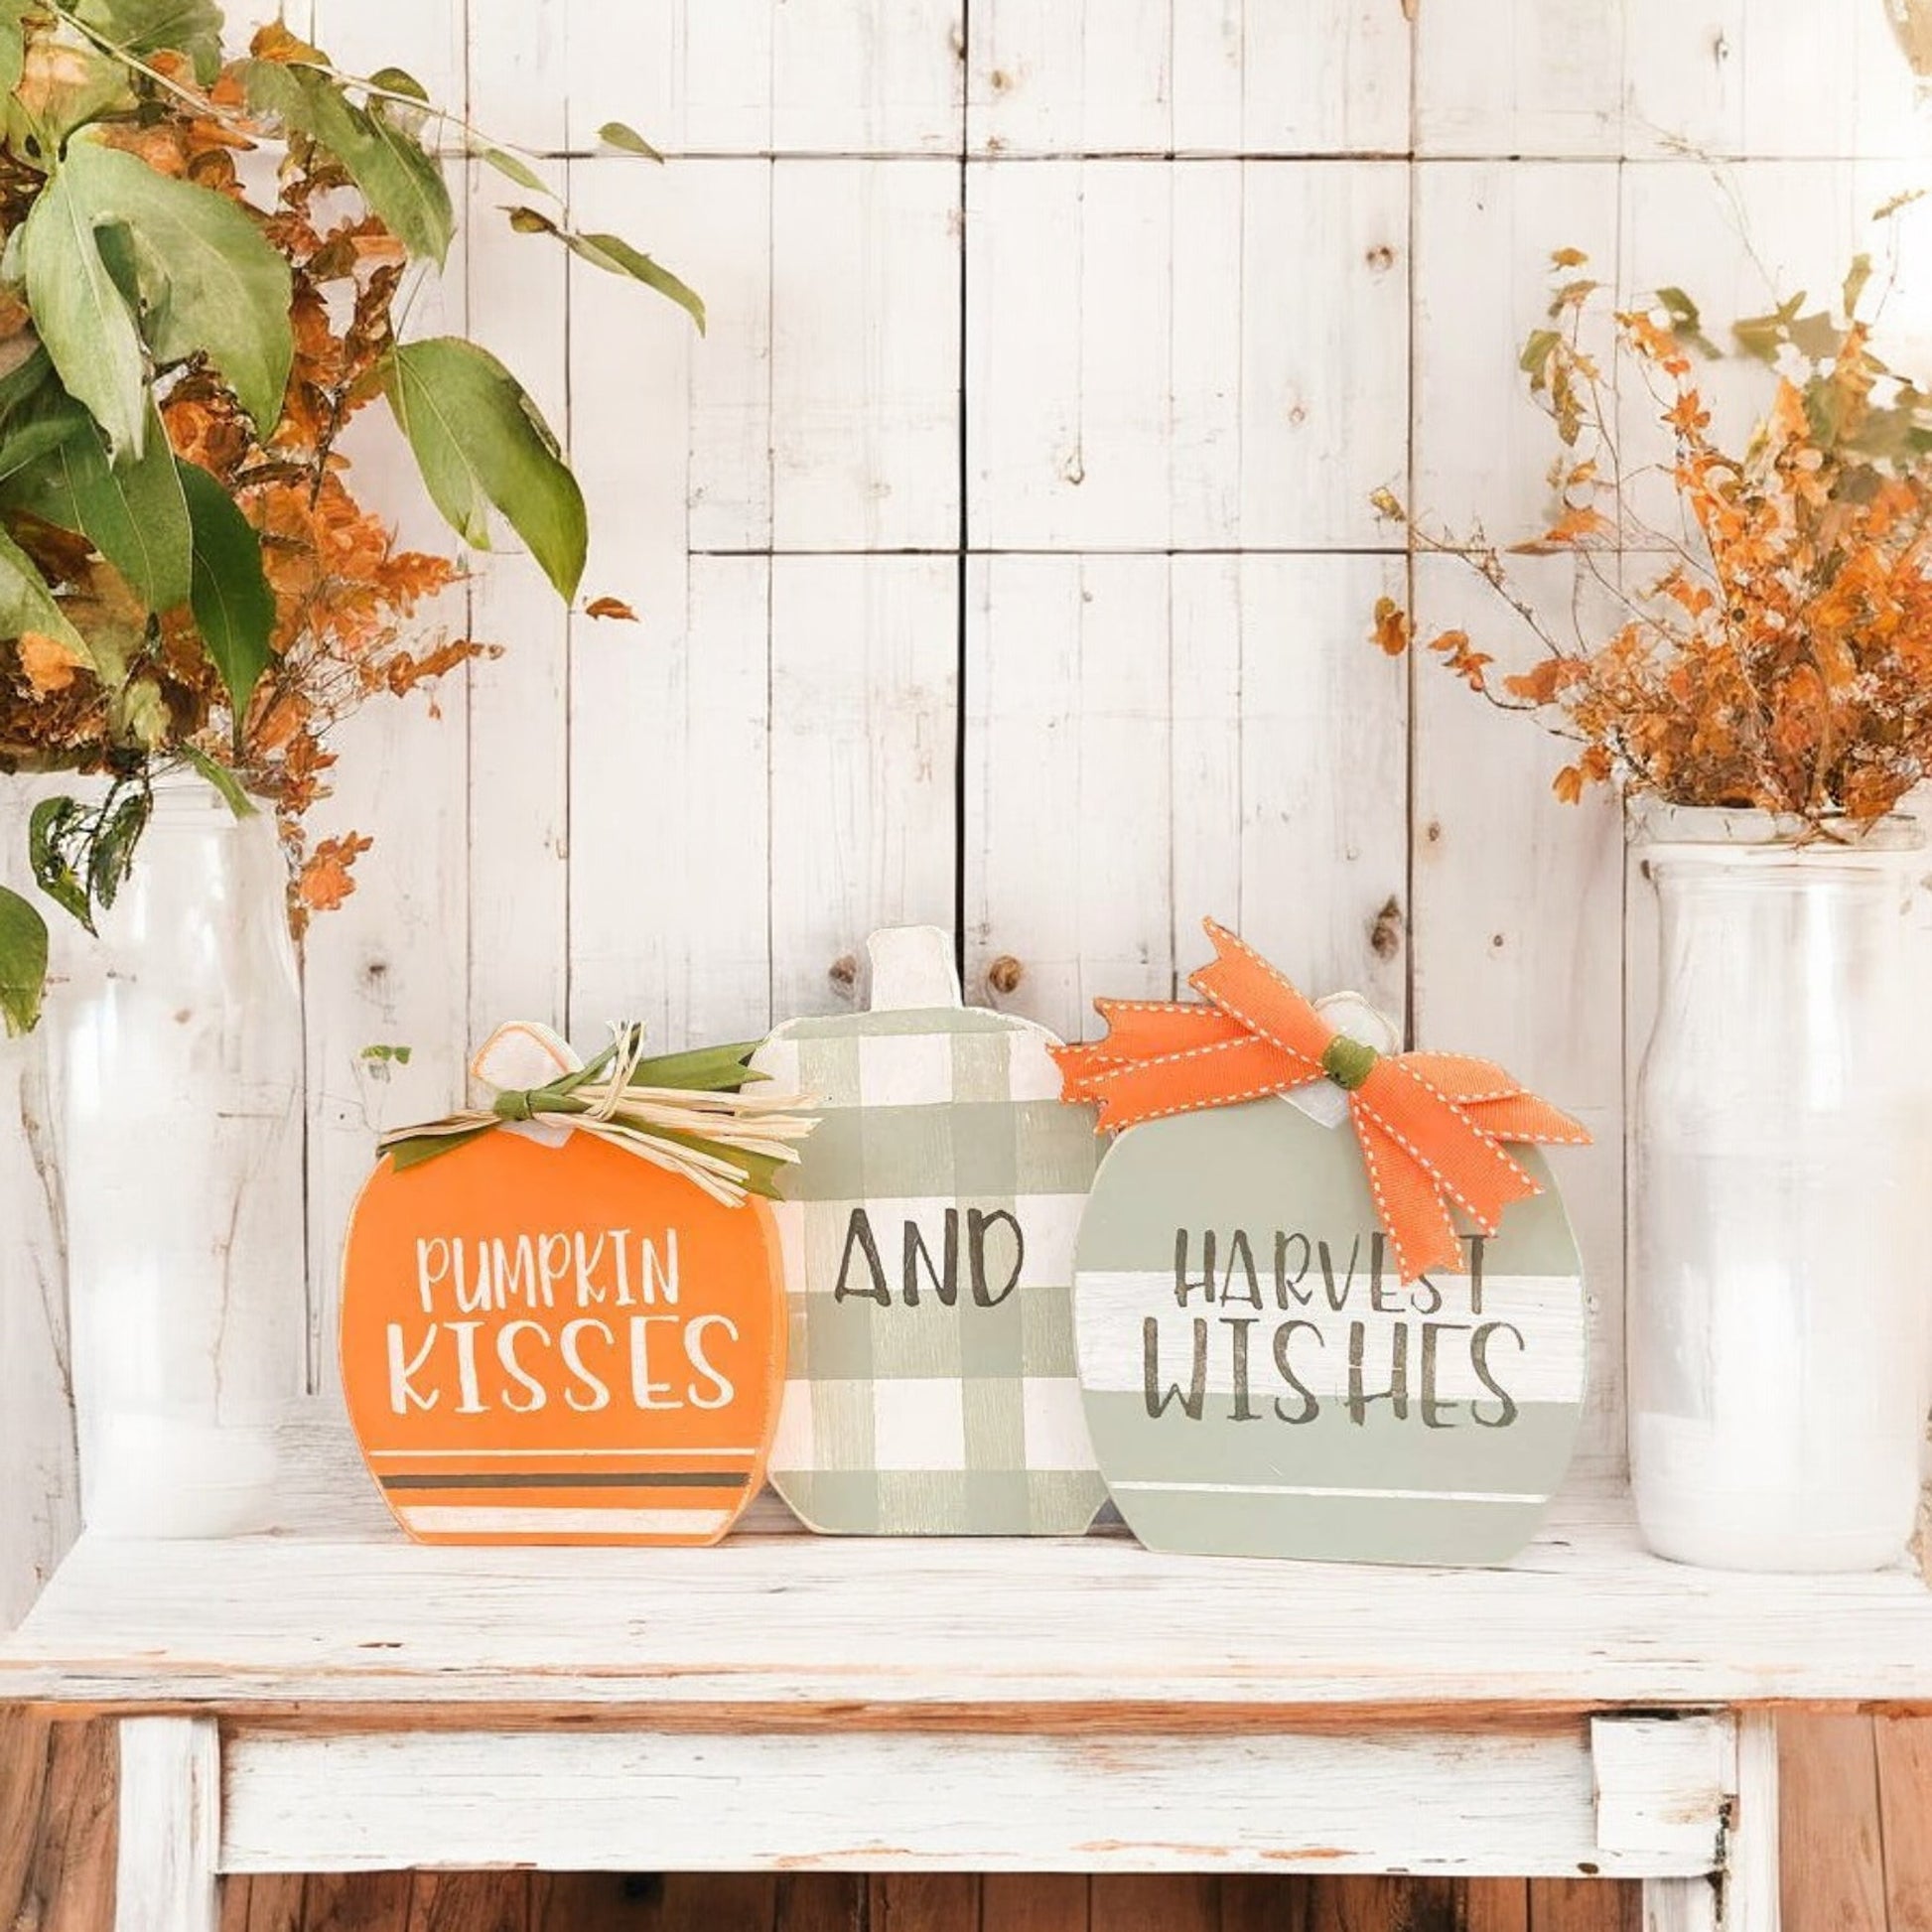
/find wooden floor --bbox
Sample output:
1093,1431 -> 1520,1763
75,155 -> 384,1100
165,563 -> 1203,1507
3,1713 -> 1927,1931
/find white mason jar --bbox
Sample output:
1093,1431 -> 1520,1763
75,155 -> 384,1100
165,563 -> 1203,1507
1629,802 -> 1929,1572
47,773 -> 306,1537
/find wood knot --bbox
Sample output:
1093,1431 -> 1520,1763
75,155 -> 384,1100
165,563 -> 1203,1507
1369,897 -> 1403,960
986,954 -> 1025,997
1365,243 -> 1397,273
829,953 -> 859,995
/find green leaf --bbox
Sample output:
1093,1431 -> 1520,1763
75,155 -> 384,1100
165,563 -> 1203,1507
0,519 -> 90,662
0,883 -> 47,1035
19,135 -> 295,454
75,0 -> 224,84
85,781 -> 149,910
29,794 -> 91,931
0,379 -> 92,490
177,461 -> 275,717
1844,252 -> 1874,320
243,60 -> 455,266
383,336 -> 587,601
505,205 -> 705,334
1518,328 -> 1562,380
10,404 -> 192,609
478,145 -> 550,197
178,743 -> 256,818
0,0 -> 34,99
1788,309 -> 1843,363
366,65 -> 429,104
1655,287 -> 1720,360
597,119 -> 663,161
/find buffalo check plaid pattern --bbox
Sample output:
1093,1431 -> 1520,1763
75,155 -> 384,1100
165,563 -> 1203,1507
752,1006 -> 1107,1534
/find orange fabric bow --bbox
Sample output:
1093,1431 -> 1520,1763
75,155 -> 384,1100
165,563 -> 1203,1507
1051,920 -> 1589,1283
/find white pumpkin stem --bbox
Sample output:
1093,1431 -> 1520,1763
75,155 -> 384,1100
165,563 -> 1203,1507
867,925 -> 962,1013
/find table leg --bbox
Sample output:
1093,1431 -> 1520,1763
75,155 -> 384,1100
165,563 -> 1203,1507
116,1717 -> 220,1932
1641,1712 -> 1779,1932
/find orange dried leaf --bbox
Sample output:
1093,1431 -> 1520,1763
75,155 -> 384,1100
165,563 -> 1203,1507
17,632 -> 86,698
1371,596 -> 1412,657
298,833 -> 374,915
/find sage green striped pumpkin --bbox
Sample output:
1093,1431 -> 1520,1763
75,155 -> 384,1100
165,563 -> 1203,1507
1072,1097 -> 1586,1565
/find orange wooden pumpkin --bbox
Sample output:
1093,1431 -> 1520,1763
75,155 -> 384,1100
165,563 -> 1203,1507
341,1102 -> 786,1549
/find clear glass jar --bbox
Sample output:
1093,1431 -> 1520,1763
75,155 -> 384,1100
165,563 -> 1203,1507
48,772 -> 306,1536
1630,803 -> 1929,1572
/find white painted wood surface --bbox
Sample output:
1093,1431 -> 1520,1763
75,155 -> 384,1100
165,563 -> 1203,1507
6,1420 -> 1932,1715
3,0 -> 1929,1653
115,1719 -> 219,1932
216,1721 -> 1727,1877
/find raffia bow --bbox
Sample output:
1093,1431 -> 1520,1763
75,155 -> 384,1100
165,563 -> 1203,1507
1051,920 -> 1589,1283
379,1021 -> 817,1208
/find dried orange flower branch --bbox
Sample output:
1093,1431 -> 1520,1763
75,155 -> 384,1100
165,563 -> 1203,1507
1372,215 -> 1932,828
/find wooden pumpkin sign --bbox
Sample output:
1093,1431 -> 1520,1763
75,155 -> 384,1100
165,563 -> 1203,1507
751,927 -> 1108,1536
1058,922 -> 1590,1567
341,1024 -> 802,1547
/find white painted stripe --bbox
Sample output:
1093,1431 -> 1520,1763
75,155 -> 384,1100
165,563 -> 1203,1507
1107,1481 -> 1547,1504
368,1448 -> 760,1460
399,1506 -> 734,1536
1075,1271 -> 1586,1407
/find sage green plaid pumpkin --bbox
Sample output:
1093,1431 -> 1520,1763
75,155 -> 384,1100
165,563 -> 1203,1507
751,928 -> 1106,1535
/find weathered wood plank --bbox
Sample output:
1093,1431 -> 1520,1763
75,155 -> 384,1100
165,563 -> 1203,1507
966,0 -> 1409,156
966,160 -> 1408,551
965,552 -> 1408,1042
770,160 -> 961,551
766,554 -> 959,1027
1779,1716 -> 1884,1932
1093,1876 -> 1219,1932
872,1876 -> 981,1932
984,1873 -> 1090,1932
116,1718 -> 219,1932
1416,0 -> 1624,158
215,1724 -> 1729,1876
303,1874 -> 415,1932
1875,1718 -> 1932,1932
405,1872 -> 528,1932
462,160 -> 571,1046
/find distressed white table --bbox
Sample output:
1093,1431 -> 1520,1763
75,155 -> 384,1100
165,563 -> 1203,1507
5,1418 -> 1931,1932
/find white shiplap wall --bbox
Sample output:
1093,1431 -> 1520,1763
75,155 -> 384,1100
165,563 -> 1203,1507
2,0 -> 1926,1623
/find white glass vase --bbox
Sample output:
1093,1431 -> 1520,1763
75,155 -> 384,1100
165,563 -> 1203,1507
1629,803 -> 1929,1572
47,774 -> 306,1537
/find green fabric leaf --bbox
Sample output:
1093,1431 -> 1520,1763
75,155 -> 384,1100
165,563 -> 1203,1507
630,1040 -> 766,1093
178,460 -> 275,717
388,1124 -> 495,1172
243,60 -> 455,266
75,0 -> 224,84
505,205 -> 705,334
0,518 -> 90,662
383,336 -> 586,602
19,135 -> 295,453
0,883 -> 47,1035
597,120 -> 663,161
9,404 -> 192,610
